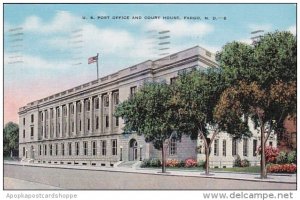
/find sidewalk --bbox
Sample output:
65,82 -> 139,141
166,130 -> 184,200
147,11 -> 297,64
4,160 -> 296,184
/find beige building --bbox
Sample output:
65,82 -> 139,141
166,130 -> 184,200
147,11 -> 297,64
18,46 -> 276,167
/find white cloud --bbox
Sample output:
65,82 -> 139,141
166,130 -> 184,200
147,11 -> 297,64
287,25 -> 296,35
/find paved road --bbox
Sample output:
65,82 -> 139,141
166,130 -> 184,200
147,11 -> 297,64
4,177 -> 61,190
4,164 -> 296,190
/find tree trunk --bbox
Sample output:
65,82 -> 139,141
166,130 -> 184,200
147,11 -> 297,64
260,123 -> 267,179
161,144 -> 166,173
205,145 -> 210,175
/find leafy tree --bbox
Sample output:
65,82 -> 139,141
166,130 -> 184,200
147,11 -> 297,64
115,82 -> 189,173
216,31 -> 296,179
3,122 -> 19,157
171,69 -> 250,175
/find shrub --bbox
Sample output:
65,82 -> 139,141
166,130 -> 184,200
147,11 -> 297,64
241,159 -> 250,167
258,146 -> 279,164
179,160 -> 186,168
287,151 -> 296,164
185,158 -> 197,168
197,160 -> 205,168
140,158 -> 161,168
140,159 -> 151,168
166,159 -> 180,167
276,151 -> 287,164
233,155 -> 242,167
267,164 -> 297,173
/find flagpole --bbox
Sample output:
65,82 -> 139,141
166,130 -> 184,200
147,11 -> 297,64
96,53 -> 99,79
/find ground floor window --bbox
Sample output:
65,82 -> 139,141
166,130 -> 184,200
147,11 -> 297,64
112,139 -> 117,155
55,143 -> 58,156
232,139 -> 238,156
75,142 -> 79,156
83,141 -> 88,155
102,140 -> 106,156
49,144 -> 52,156
222,140 -> 226,156
23,147 -> 25,157
61,143 -> 65,156
39,145 -> 42,156
92,141 -> 97,156
169,138 -> 177,155
214,139 -> 219,156
44,144 -> 47,156
243,138 -> 248,157
68,142 -> 72,156
253,139 -> 257,156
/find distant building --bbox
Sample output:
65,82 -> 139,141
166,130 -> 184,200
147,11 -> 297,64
18,46 -> 276,167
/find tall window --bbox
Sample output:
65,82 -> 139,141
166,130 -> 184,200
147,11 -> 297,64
96,116 -> 99,129
112,139 -> 117,155
68,142 -> 72,156
83,141 -> 88,156
70,104 -> 74,114
253,139 -> 257,156
23,118 -> 25,125
114,92 -> 119,105
44,144 -> 47,155
222,140 -> 226,156
102,140 -> 106,156
55,143 -> 58,156
31,114 -> 34,123
104,95 -> 109,107
87,118 -> 90,131
105,115 -> 109,128
30,127 -> 34,137
92,141 -> 97,156
39,145 -> 42,156
130,86 -> 137,98
63,106 -> 67,116
23,130 -> 25,138
115,117 -> 119,127
23,147 -> 25,157
214,139 -> 219,156
232,139 -> 238,156
72,121 -> 74,132
79,120 -> 82,131
95,98 -> 99,109
78,102 -> 82,113
169,138 -> 177,155
61,143 -> 65,156
86,100 -> 90,111
49,144 -> 52,156
75,142 -> 80,156
243,138 -> 248,156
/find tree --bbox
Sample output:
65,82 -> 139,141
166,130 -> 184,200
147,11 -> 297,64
115,82 -> 187,173
171,69 -> 250,175
3,122 -> 19,157
216,31 -> 296,178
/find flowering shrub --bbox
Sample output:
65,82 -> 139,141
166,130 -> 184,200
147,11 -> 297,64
185,158 -> 197,168
166,159 -> 180,167
287,151 -> 296,164
258,146 -> 279,164
267,164 -> 297,173
241,159 -> 250,167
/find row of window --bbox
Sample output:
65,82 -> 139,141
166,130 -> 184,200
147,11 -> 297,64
36,139 -> 118,157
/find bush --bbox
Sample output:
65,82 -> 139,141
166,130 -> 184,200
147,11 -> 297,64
166,159 -> 180,167
197,160 -> 205,168
264,146 -> 279,164
287,151 -> 296,164
267,164 -> 297,173
179,160 -> 186,168
276,151 -> 287,164
241,159 -> 250,167
233,155 -> 242,167
185,158 -> 197,168
140,158 -> 161,168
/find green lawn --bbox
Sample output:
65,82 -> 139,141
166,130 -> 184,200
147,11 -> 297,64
212,166 -> 260,173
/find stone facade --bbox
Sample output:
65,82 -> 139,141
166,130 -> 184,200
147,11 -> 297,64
18,46 -> 216,166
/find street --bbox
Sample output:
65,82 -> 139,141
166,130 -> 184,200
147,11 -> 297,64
4,164 -> 296,190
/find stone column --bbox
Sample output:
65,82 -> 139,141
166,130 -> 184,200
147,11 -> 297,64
90,97 -> 93,134
47,108 -> 51,138
74,102 -> 77,136
43,110 -> 46,139
59,105 -> 63,138
66,103 -> 70,137
109,92 -> 113,133
99,95 -> 103,135
81,100 -> 85,135
53,107 -> 57,138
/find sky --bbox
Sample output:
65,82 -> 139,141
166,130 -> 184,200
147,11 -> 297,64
3,3 -> 296,124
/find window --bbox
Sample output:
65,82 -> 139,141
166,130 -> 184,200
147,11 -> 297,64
30,127 -> 34,137
170,77 -> 177,85
75,142 -> 80,156
112,139 -> 117,155
104,95 -> 109,107
70,104 -> 74,114
243,138 -> 248,157
96,116 -> 99,129
222,140 -> 226,156
115,117 -> 119,127
87,118 -> 90,131
39,145 -> 42,156
49,144 -> 52,156
31,114 -> 34,123
130,86 -> 137,98
86,100 -> 90,111
114,92 -> 119,105
23,118 -> 25,125
83,141 -> 88,156
95,98 -> 99,109
23,147 -> 25,157
44,144 -> 47,156
78,102 -> 82,113
72,121 -> 74,132
232,139 -> 238,156
92,141 -> 97,156
68,142 -> 72,156
169,138 -> 177,155
214,139 -> 219,156
79,120 -> 82,131
41,126 -> 43,136
23,130 -> 25,138
55,143 -> 58,156
63,106 -> 67,116
253,139 -> 257,156
61,143 -> 65,156
269,141 -> 273,147
101,140 -> 106,156
105,115 -> 109,128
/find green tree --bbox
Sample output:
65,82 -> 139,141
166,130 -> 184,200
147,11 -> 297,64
115,82 -> 190,173
3,122 -> 19,157
216,31 -> 296,178
171,69 -> 250,175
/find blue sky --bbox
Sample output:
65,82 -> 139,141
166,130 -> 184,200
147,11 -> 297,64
3,3 -> 296,123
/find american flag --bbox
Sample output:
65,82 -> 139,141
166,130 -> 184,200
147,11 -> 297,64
88,55 -> 98,64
